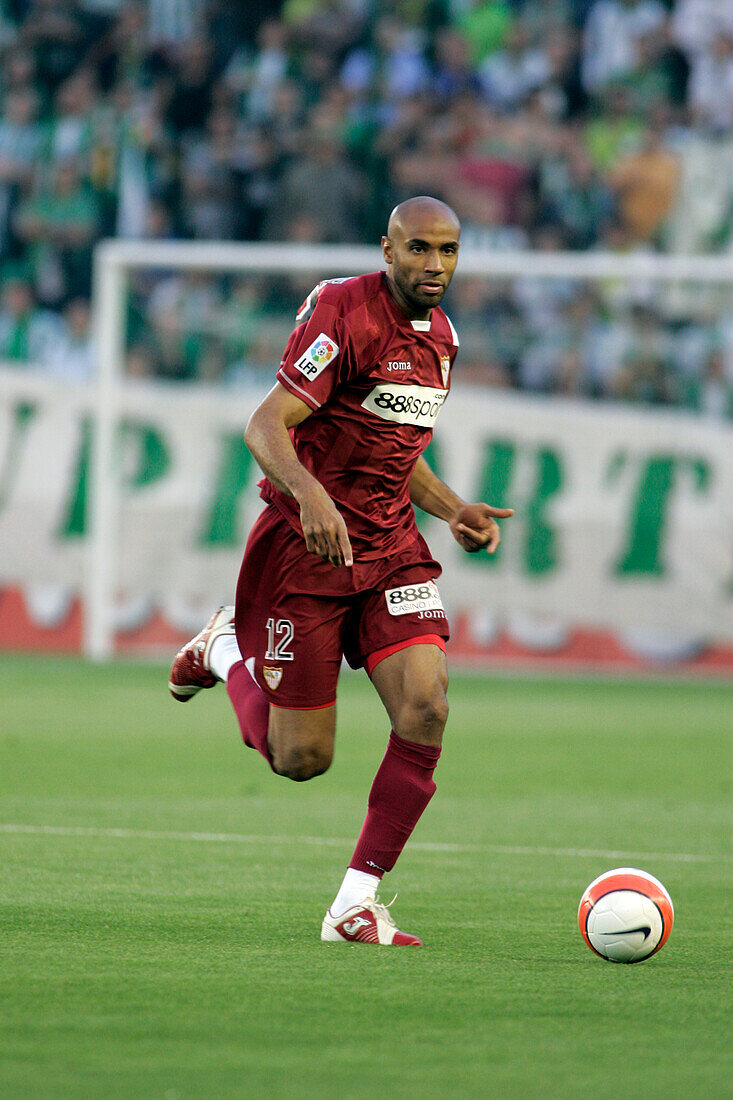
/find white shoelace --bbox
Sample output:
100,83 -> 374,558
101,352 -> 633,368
371,893 -> 399,926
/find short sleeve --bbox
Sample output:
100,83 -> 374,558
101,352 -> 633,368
276,286 -> 351,410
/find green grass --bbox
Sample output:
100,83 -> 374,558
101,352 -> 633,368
1,656 -> 731,1099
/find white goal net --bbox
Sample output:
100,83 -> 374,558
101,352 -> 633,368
1,241 -> 732,668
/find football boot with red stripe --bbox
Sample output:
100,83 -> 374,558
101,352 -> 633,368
321,896 -> 422,946
169,605 -> 235,702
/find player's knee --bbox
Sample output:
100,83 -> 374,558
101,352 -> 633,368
397,685 -> 449,742
272,742 -> 333,782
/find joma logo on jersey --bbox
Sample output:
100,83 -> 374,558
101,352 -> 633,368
387,360 -> 411,371
294,332 -> 339,379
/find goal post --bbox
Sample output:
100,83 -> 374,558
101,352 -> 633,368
83,240 -> 733,661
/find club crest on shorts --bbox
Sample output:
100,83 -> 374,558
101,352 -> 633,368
440,355 -> 450,387
263,666 -> 283,690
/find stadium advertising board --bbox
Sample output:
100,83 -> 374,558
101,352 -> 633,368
1,365 -> 731,646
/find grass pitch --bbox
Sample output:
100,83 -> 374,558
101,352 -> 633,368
1,655 -> 731,1099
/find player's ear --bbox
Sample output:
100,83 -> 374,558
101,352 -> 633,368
381,236 -> 393,264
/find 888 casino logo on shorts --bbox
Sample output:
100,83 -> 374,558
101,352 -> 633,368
294,332 -> 340,379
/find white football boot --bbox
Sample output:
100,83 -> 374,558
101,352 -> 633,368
169,605 -> 235,701
321,896 -> 422,946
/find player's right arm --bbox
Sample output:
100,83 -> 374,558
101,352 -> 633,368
245,383 -> 353,568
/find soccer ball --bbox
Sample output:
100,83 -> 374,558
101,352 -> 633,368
578,867 -> 674,963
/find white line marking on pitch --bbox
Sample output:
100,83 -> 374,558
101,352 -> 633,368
0,823 -> 724,864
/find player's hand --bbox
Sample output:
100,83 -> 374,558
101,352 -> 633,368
449,502 -> 514,554
296,482 -> 354,567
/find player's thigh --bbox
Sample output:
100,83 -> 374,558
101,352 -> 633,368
369,643 -> 449,747
353,565 -> 450,745
268,703 -> 337,781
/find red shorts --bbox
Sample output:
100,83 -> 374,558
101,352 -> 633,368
234,507 -> 450,709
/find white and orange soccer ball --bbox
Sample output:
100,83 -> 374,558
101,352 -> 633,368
578,867 -> 674,963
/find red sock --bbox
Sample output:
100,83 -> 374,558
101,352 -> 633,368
226,661 -> 274,768
349,731 -> 441,876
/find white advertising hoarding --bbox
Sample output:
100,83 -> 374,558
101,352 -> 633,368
1,365 -> 732,642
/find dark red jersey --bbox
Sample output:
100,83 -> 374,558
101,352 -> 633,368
261,271 -> 459,565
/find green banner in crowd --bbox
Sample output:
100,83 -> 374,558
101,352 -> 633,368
1,366 -> 731,641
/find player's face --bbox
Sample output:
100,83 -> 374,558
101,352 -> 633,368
382,217 -> 460,319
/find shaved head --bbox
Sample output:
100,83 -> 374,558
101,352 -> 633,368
387,196 -> 461,242
382,195 -> 461,319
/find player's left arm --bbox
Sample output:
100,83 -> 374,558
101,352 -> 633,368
409,455 -> 513,554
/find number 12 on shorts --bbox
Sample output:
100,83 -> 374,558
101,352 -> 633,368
265,617 -> 295,661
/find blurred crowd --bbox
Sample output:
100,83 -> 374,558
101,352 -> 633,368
0,0 -> 732,415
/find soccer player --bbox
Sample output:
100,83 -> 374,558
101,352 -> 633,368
169,196 -> 513,945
